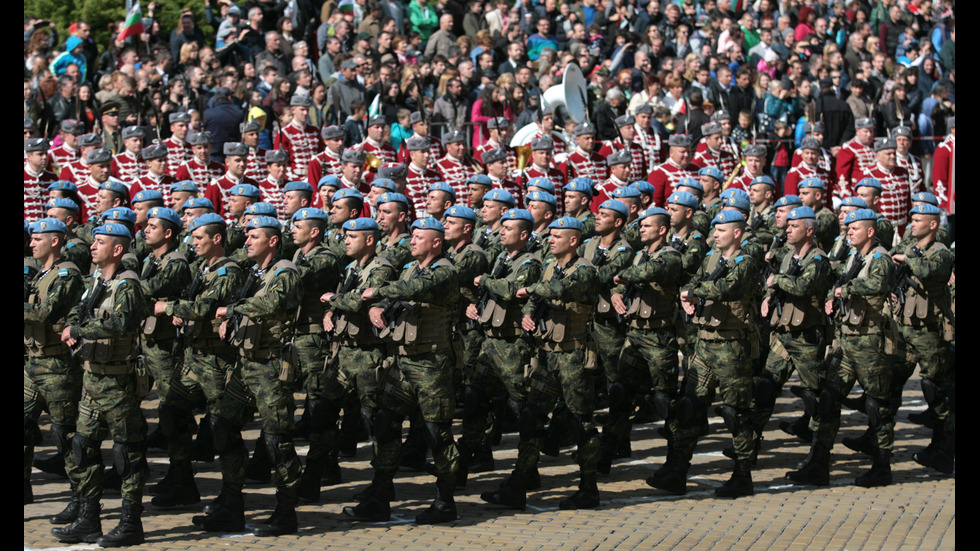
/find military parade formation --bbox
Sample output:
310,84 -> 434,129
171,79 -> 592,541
25,109 -> 954,547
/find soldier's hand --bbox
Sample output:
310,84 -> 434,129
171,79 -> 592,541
764,251 -> 772,262
361,287 -> 375,300
515,287 -> 529,299
761,297 -> 770,318
154,301 -> 168,315
473,276 -> 482,287
216,306 -> 229,319
949,271 -> 955,286
766,274 -> 775,288
369,306 -> 386,329
613,275 -> 625,285
466,303 -> 480,320
825,299 -> 834,316
61,326 -> 75,346
611,293 -> 627,315
218,320 -> 228,339
323,311 -> 334,332
521,314 -> 536,332
681,299 -> 696,317
892,253 -> 906,264
833,287 -> 842,298
321,292 -> 335,303
172,317 -> 184,327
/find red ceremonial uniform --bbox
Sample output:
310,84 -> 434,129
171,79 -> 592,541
860,163 -> 913,231
359,138 -> 398,166
405,162 -> 441,219
274,120 -> 323,181
529,130 -> 568,155
691,144 -> 739,180
306,148 -> 344,189
834,138 -> 876,200
783,161 -> 833,201
790,145 -> 834,173
111,150 -> 145,184
48,143 -> 79,175
695,135 -> 741,159
647,159 -> 698,207
175,157 -> 225,188
634,125 -> 665,169
397,135 -> 445,169
75,177 -> 103,221
205,173 -> 260,221
162,136 -> 193,177
561,147 -> 608,186
59,159 -> 91,186
435,154 -> 476,207
474,140 -> 518,173
489,175 -> 524,209
932,135 -> 954,213
598,138 -> 648,182
244,145 -> 269,182
729,167 -> 767,192
129,172 -> 178,209
258,176 -> 288,218
25,165 -> 59,222
896,152 -> 925,195
592,175 -> 632,212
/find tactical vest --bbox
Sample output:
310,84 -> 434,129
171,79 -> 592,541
479,250 -> 533,338
584,236 -> 629,319
293,245 -> 333,334
769,247 -> 828,331
626,245 -> 680,329
334,254 -> 390,345
383,257 -> 454,354
24,260 -> 80,357
902,241 -> 953,328
692,251 -> 754,337
534,257 -> 594,348
184,257 -> 242,343
77,270 -> 140,373
141,249 -> 188,341
450,242 -> 486,310
841,246 -> 889,332
233,259 -> 298,355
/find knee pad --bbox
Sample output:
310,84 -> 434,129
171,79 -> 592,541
799,388 -> 818,417
519,404 -> 545,441
920,378 -> 940,409
652,391 -> 671,420
818,388 -> 841,420
865,396 -> 883,428
210,414 -> 243,455
676,395 -> 698,428
753,372 -> 779,408
50,423 -> 74,456
71,433 -> 101,470
307,397 -> 339,433
111,442 -> 147,479
715,404 -> 741,436
423,421 -> 452,452
262,432 -> 299,467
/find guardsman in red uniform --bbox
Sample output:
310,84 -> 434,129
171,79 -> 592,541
435,129 -> 477,207
790,121 -> 834,173
483,147 -> 524,209
784,137 -> 833,199
892,125 -> 924,195
339,148 -> 371,194
111,126 -> 147,183
859,138 -> 912,234
129,144 -> 177,208
162,112 -> 193,177
834,117 -> 876,204
397,111 -> 446,169
59,133 -> 104,186
76,148 -> 116,218
175,131 -> 225,188
692,121 -> 739,178
561,122 -> 608,186
48,120 -> 85,174
25,138 -> 60,222
931,116 -> 954,214
593,149 -> 634,210
306,125 -> 346,188
599,114 -> 648,183
474,117 -> 517,173
528,107 -> 568,156
275,95 -> 323,181
633,104 -> 664,169
359,114 -> 398,165
241,120 -> 268,182
728,143 -> 769,192
258,150 -> 290,217
701,110 -> 742,159
647,134 -> 698,207
405,137 -> 442,218
204,142 -> 260,220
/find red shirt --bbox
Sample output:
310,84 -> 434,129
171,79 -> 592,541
598,138 -> 648,182
24,165 -> 59,222
860,163 -> 912,231
561,147 -> 608,186
834,138 -> 875,199
647,159 -> 698,207
435,154 -> 476,207
111,150 -> 145,184
405,162 -> 441,219
129,172 -> 178,209
175,157 -> 225,189
932,135 -> 954,212
244,145 -> 269,182
274,121 -> 323,182
306,148 -> 344,189
162,136 -> 193,177
205,173 -> 260,220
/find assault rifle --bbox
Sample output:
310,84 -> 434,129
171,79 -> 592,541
769,256 -> 802,320
831,253 -> 865,319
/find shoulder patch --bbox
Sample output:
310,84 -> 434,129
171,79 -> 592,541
24,266 -> 30,275
59,269 -> 70,278
217,267 -> 227,276
873,252 -> 882,260
814,255 -> 822,261
403,262 -> 412,269
346,261 -> 355,269
617,246 -> 627,251
706,250 -> 715,256
521,259 -> 533,265
734,256 -> 744,263
66,241 -> 76,249
545,258 -> 555,264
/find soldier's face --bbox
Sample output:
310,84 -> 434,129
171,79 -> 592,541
540,114 -> 554,132
426,191 -> 452,217
532,149 -> 551,167
443,216 -> 471,241
410,228 -> 441,259
291,219 -> 316,246
172,122 -> 189,140
712,222 -> 740,250
548,228 -> 578,256
227,155 -> 246,177
706,133 -> 722,150
896,136 -> 911,154
799,187 -> 821,207
90,234 -> 122,266
877,149 -> 896,169
343,162 -> 362,183
326,137 -> 344,153
344,230 -> 371,257
786,218 -> 812,245
801,148 -> 818,165
147,157 -> 168,174
855,187 -> 878,209
144,217 -> 173,247
482,201 -> 506,225
670,146 -> 690,165
410,150 -> 430,167
284,191 -> 309,218
909,213 -> 938,240
269,162 -> 288,180
576,134 -> 594,151
487,160 -> 507,178
774,205 -> 792,229
846,220 -> 873,249
242,131 -> 258,147
595,208 -> 620,234
90,162 -> 111,183
125,136 -> 142,153
667,203 -> 691,229
749,183 -> 772,206
320,186 -> 337,211
838,206 -> 856,228
563,190 -> 589,215
368,124 -> 384,141
468,184 -> 488,206
245,228 -> 275,259
611,163 -> 631,181
95,189 -> 118,214
498,219 -> 526,247
528,201 -> 553,225
193,144 -> 210,161
639,216 -> 666,244
192,226 -> 218,257
619,125 -> 635,142
134,201 -> 152,225
745,155 -> 763,174
375,201 -> 404,232
30,232 -> 57,259
447,141 -> 466,159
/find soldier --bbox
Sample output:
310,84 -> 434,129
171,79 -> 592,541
788,208 -> 896,488
604,207 -> 681,474
241,120 -> 269,182
275,95 -> 323,182
169,180 -> 199,213
728,143 -> 768,192
467,174 -> 494,220
162,112 -> 193,177
707,111 -> 743,159
790,121 -> 834,174
747,175 -> 778,248
633,104 -> 664,169
397,112 -> 448,170
326,188 -> 366,260
205,142 -> 260,220
483,147 -> 524,208
436,129 -> 477,205
338,148 -> 370,194
129,144 -> 177,209
859,138 -> 912,236
827,196 -> 867,267
484,216 -> 601,509
561,122 -> 608,185
26,138 -> 60,222
598,115 -> 648,182
692,122 -> 739,178
306,125 -> 346,189
853,178 -> 897,249
931,116 -> 954,214
611,186 -> 644,251
835,118 -> 877,204
592,149 -> 633,210
130,190 -> 164,265
99,207 -> 142,274
345,218 -> 461,524
659,210 -> 760,498
475,188 -> 517,262
798,178 -> 839,251
365,177 -> 397,218
666,191 -> 709,284
59,133 -> 104,189
111,127 -> 146,183
523,139 -> 567,212
562,178 -> 597,239
25,219 -> 85,504
359,115 -> 398,166
75,148 -> 116,221
224,184 -> 262,252
215,216 -> 305,535
525,190 -> 558,258
697,166 -> 725,219
894,192 -> 953,250
48,120 -> 86,175
529,107 -> 568,156
426,182 -> 457,221
175,132 -> 225,189
648,134 -> 698,207
891,126 -> 923,195
784,137 -> 833,199
45,197 -> 93,274
405,137 -> 444,217
473,117 -> 515,173
259,150 -> 290,218
673,176 -> 710,236
55,222 -> 150,547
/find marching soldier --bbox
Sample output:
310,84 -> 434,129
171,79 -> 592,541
666,191 -> 709,284
162,113 -> 193,177
798,178 -> 840,251
111,126 -> 146,183
561,123 -> 608,186
692,122 -> 739,178
475,188 -> 517,263
359,115 -> 398,166
48,120 -> 86,175
633,104 -> 665,169
275,95 -> 322,182
175,132 -> 225,189
525,190 -> 558,258
484,147 -> 524,208
852,178 -> 897,249
598,115 -> 648,183
747,175 -> 778,248
397,112 -> 447,170
425,181 -> 457,221
205,142 -> 260,220
592,149 -> 633,209
45,197 -> 93,274
325,188 -> 366,260
523,138 -> 568,207
59,133 -> 104,189
306,126 -> 346,189
784,137 -> 833,199
405,137 -> 443,218
169,180 -> 200,213
728,143 -> 768,192
129,144 -> 177,209
473,117 -> 516,173
375,192 -> 414,268
562,178 -> 597,239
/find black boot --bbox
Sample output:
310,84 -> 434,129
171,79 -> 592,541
50,485 -> 82,524
455,442 -> 473,489
469,440 -> 496,473
351,473 -> 397,502
646,450 -> 689,495
715,460 -> 754,498
779,414 -> 814,442
400,419 -> 428,471
32,453 -> 68,478
245,434 -> 273,483
908,407 -> 937,428
913,421 -> 954,474
854,449 -> 892,488
103,466 -> 122,492
150,461 -> 201,508
148,463 -> 176,496
343,474 -> 393,521
297,456 -> 324,503
481,470 -> 527,510
96,499 -> 144,547
416,478 -> 458,524
145,424 -> 168,451
841,392 -> 867,412
192,486 -> 245,532
842,427 -> 877,457
321,450 -> 342,485
192,414 -> 215,462
249,491 -> 298,536
51,496 -> 102,543
559,474 -> 600,510
786,441 -> 831,486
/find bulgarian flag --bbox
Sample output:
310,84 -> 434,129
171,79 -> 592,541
338,0 -> 355,13
118,1 -> 144,41
368,94 -> 381,118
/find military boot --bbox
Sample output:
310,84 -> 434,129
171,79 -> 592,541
297,456 -> 324,503
559,474 -> 600,510
32,453 -> 67,478
842,427 -> 877,457
469,440 -> 496,472
244,434 -> 273,483
49,485 -> 81,524
192,487 -> 245,532
416,478 -> 458,524
343,473 -> 393,521
51,496 -> 102,543
455,442 -> 474,489
854,449 -> 893,487
908,407 -> 937,428
96,499 -> 144,547
25,479 -> 33,505
913,421 -> 954,474
481,470 -> 528,510
779,414 -> 814,442
150,461 -> 201,508
321,450 -> 342,485
646,450 -> 689,495
715,460 -> 754,498
400,420 -> 428,471
148,463 -> 176,496
841,392 -> 867,412
786,441 -> 831,486
249,491 -> 298,536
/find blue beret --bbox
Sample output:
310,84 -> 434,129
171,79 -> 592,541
598,199 -> 628,218
99,180 -> 129,196
370,178 -> 397,192
230,184 -> 261,199
840,196 -> 868,208
854,178 -> 882,192
466,174 -> 493,187
170,180 -> 199,193
246,216 -> 282,231
527,177 -> 556,193
526,190 -> 557,207
376,192 -> 410,206
720,188 -> 749,202
910,204 -> 942,216
485,188 -> 516,207
411,217 -> 445,232
612,186 -> 641,199
46,197 -> 79,212
333,188 -> 363,202
638,206 -> 669,221
786,206 -> 815,220
48,180 -> 78,193
698,166 -> 724,182
798,177 -> 826,189
101,207 -> 137,224
343,217 -> 380,232
285,181 -> 315,194
30,218 -> 68,234
548,216 -> 584,231
92,222 -> 132,238
182,197 -> 215,211
564,177 -> 595,197
500,208 -> 534,223
631,181 -> 655,195
711,210 -> 747,226
676,176 -> 704,193
445,205 -> 477,221
722,193 -> 751,211
844,208 -> 878,224
912,192 -> 939,206
245,202 -> 278,216
318,175 -> 341,189
428,181 -> 456,201
775,194 -> 803,208
667,191 -> 699,209
189,212 -> 227,231
750,175 -> 776,188
291,207 -> 330,223
132,190 -> 164,204
147,207 -> 182,227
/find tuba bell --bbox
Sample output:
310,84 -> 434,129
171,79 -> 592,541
510,63 -> 588,149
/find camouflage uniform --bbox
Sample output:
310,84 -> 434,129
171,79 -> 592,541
138,249 -> 191,414
377,231 -> 412,268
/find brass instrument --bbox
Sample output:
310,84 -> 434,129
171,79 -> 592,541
515,144 -> 532,171
364,152 -> 383,172
722,158 -> 745,191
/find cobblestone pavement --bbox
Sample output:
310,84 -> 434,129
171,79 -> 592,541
25,371 -> 954,551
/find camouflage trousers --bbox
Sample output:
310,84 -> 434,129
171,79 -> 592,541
459,335 -> 531,451
25,355 -> 82,481
373,349 -> 459,481
668,336 -> 755,463
293,332 -> 331,465
593,317 -> 627,384
140,336 -> 183,405
815,331 -> 894,452
890,323 -> 951,422
72,370 -> 148,503
516,346 -> 600,476
166,346 -> 252,491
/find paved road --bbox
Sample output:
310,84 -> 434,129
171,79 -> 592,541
25,372 -> 954,550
